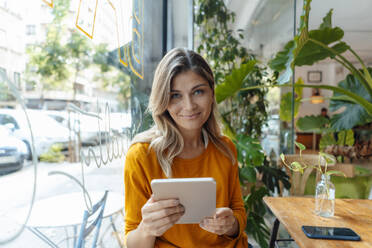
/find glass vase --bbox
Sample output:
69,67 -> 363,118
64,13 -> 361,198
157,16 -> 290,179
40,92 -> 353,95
315,174 -> 335,217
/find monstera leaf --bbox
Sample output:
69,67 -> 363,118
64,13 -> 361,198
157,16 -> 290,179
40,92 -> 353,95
330,69 -> 372,130
296,115 -> 330,133
319,8 -> 332,29
294,33 -> 348,66
239,166 -> 257,183
269,41 -> 294,73
234,134 -> 264,167
215,60 -> 256,103
269,6 -> 348,83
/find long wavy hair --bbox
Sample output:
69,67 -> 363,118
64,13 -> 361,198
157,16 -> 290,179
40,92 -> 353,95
132,48 -> 235,177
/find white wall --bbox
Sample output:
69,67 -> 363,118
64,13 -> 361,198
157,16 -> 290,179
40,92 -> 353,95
0,4 -> 26,89
295,61 -> 351,119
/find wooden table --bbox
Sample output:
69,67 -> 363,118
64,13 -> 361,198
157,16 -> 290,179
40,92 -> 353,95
264,197 -> 372,248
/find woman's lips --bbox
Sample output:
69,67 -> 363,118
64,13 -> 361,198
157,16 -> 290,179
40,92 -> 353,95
180,112 -> 201,119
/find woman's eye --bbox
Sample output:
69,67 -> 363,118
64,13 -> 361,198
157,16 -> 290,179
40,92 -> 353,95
171,93 -> 181,99
194,89 -> 204,95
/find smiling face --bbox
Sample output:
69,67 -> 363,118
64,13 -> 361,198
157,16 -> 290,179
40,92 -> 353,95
166,70 -> 214,135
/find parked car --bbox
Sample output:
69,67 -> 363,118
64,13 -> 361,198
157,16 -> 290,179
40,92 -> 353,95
0,125 -> 27,174
44,110 -> 109,146
45,110 -> 131,145
0,109 -> 70,159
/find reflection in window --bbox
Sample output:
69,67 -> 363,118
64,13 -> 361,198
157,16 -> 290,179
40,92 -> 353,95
0,0 -> 8,9
0,114 -> 19,129
0,67 -> 6,81
0,29 -> 6,48
13,72 -> 21,90
26,25 -> 36,35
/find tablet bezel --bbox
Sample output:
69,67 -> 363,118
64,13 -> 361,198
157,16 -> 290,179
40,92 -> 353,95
151,177 -> 216,224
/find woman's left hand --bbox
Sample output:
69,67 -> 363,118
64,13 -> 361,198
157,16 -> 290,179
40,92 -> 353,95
199,208 -> 238,237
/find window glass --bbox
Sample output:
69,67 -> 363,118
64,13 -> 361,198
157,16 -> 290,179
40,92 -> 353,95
0,114 -> 19,129
13,72 -> 20,89
26,25 -> 36,35
0,29 -> 6,48
0,67 -> 5,81
0,0 -> 150,244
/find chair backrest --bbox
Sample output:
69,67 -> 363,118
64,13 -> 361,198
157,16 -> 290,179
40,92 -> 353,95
279,154 -> 326,196
75,190 -> 108,248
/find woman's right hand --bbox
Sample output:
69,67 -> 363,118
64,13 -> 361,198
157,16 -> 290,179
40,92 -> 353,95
138,195 -> 185,237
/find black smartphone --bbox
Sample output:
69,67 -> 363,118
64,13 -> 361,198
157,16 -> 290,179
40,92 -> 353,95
302,226 -> 361,241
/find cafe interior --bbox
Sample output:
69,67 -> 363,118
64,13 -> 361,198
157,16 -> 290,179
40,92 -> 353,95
0,0 -> 371,247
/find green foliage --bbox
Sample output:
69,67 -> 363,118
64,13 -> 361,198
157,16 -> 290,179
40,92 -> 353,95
235,134 -> 264,168
39,144 -> 65,163
296,114 -> 354,161
269,41 -> 294,72
195,0 -> 251,84
319,9 -> 333,29
26,26 -> 70,90
244,186 -> 270,248
268,0 -> 372,131
279,78 -> 303,122
256,158 -> 291,194
270,8 -> 349,81
319,151 -> 336,165
239,166 -> 257,183
51,0 -> 70,23
337,130 -> 355,146
330,69 -> 372,130
67,32 -> 92,70
295,141 -> 306,151
93,44 -> 111,73
215,61 -> 256,103
25,0 -> 130,104
280,92 -> 298,122
319,133 -> 336,151
355,166 -> 372,176
326,170 -> 346,177
281,142 -> 345,177
195,1 -> 287,246
296,115 -> 330,133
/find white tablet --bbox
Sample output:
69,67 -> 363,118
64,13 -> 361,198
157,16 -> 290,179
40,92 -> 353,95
151,177 -> 216,224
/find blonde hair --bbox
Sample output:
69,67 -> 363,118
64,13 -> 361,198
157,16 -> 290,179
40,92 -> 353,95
132,48 -> 235,177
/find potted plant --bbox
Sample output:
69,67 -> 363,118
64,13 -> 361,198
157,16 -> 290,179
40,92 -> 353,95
280,141 -> 345,217
195,1 -> 290,247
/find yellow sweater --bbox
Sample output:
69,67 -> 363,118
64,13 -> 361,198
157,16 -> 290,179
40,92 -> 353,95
124,136 -> 248,247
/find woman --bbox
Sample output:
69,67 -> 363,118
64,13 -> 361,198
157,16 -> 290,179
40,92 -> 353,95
124,48 -> 248,247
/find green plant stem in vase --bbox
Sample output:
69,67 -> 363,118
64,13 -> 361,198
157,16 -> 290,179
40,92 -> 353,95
315,174 -> 335,217
280,142 -> 345,217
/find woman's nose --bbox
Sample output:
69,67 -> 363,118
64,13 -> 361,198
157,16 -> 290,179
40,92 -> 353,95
183,95 -> 196,110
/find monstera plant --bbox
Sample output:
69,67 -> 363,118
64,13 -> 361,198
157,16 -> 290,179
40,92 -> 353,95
269,0 -> 372,132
